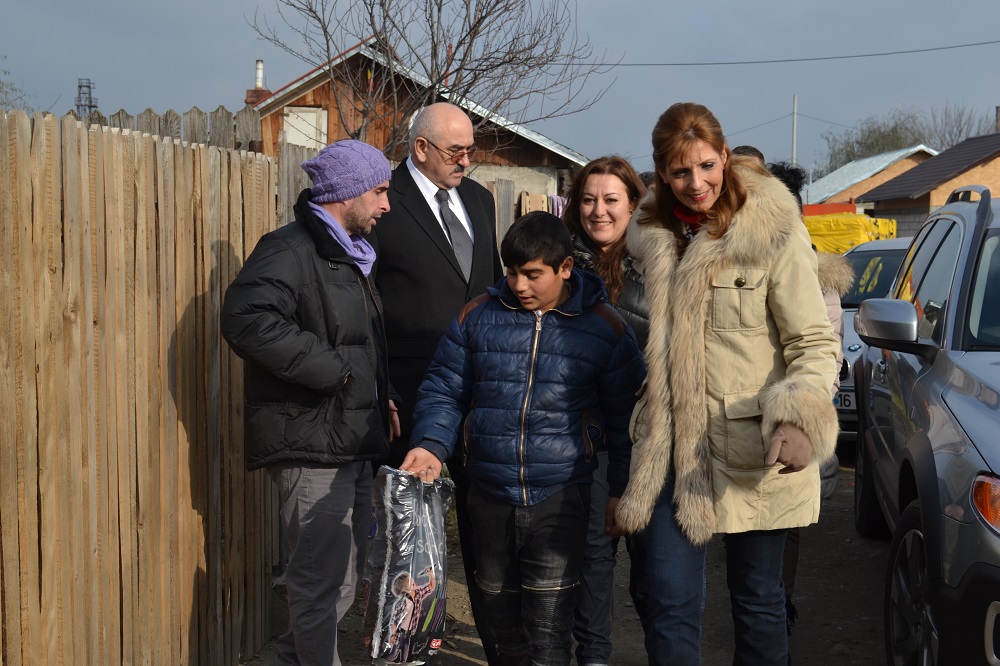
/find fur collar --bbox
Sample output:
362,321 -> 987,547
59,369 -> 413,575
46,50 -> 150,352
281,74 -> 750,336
628,165 -> 803,270
817,252 -> 854,297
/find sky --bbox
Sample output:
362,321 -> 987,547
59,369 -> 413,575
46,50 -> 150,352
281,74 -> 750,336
5,0 -> 1000,179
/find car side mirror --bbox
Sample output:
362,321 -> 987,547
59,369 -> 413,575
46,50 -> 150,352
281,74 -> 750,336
855,299 -> 938,362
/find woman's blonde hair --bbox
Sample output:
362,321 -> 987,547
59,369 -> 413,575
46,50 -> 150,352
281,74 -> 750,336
646,102 -> 767,241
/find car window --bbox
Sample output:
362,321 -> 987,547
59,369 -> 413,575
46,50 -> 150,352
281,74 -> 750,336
967,232 -> 1000,348
841,248 -> 907,308
895,222 -> 944,302
908,222 -> 961,343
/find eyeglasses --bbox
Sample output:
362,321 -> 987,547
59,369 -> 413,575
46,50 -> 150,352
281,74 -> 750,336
423,138 -> 478,164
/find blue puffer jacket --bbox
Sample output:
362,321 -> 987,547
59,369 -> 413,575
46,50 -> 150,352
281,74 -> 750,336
412,268 -> 646,506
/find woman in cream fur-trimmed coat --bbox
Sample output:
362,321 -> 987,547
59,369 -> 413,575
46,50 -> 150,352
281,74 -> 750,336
614,102 -> 840,665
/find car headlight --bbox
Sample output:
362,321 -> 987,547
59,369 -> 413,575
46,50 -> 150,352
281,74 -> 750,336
972,474 -> 1000,531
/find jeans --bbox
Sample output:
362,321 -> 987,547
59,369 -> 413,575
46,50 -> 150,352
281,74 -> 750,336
645,478 -> 788,666
268,461 -> 372,666
468,483 -> 591,666
573,452 -> 616,665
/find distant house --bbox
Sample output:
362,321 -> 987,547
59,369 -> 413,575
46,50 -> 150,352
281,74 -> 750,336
802,145 -> 937,207
857,133 -> 1000,236
248,39 -> 588,192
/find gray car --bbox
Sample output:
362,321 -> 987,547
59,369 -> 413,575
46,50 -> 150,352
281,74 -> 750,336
837,237 -> 911,437
853,185 -> 1000,664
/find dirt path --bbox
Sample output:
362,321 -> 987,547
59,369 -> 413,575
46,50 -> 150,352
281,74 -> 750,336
244,454 -> 889,665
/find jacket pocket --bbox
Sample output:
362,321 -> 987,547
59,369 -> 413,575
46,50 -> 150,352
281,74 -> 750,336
629,381 -> 649,447
581,410 -> 602,461
721,391 -> 766,470
710,269 -> 768,331
462,407 -> 475,463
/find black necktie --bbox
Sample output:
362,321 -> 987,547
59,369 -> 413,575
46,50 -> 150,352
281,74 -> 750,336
435,189 -> 473,281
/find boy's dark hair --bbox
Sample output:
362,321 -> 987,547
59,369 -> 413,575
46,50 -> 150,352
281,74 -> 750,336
732,145 -> 765,163
767,160 -> 807,211
500,211 -> 573,270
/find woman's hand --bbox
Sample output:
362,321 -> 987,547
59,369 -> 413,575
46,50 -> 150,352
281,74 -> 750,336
605,497 -> 625,537
766,424 -> 813,473
400,447 -> 442,482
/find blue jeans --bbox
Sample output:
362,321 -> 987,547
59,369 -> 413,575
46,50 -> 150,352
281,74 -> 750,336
574,452 -> 616,664
468,483 -> 591,666
645,479 -> 788,665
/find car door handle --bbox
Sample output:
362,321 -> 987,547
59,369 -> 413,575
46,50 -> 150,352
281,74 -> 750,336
874,359 -> 888,382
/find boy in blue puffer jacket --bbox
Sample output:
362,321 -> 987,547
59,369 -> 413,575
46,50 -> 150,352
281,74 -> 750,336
401,211 -> 646,665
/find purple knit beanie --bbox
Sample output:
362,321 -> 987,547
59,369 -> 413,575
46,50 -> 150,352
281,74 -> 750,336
301,139 -> 391,203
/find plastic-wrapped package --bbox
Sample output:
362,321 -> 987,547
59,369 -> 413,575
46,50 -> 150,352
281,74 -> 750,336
362,466 -> 455,665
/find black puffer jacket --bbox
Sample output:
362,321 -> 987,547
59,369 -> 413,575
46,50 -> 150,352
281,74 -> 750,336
222,189 -> 392,470
571,235 -> 650,349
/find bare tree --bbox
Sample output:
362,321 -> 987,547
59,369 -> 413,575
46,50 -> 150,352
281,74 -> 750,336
924,101 -> 995,151
1,56 -> 32,112
820,102 -> 998,176
820,107 -> 926,175
250,0 -> 611,155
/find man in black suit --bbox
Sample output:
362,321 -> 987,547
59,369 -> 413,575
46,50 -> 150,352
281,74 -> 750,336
370,102 -> 502,663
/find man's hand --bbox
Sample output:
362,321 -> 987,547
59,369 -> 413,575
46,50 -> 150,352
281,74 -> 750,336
400,447 -> 443,482
606,496 -> 624,537
765,423 -> 813,473
388,399 -> 401,441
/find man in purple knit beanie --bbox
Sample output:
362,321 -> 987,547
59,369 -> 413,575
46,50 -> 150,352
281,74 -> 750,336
222,138 -> 400,666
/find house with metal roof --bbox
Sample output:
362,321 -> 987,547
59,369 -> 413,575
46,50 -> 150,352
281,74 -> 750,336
802,145 -> 937,206
248,40 -> 588,172
857,133 -> 1000,235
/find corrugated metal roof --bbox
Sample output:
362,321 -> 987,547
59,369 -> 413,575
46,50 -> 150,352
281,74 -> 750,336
254,41 -> 589,166
857,133 -> 1000,202
801,145 -> 937,204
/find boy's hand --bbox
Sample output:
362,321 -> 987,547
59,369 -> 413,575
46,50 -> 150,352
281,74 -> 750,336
400,447 -> 443,482
388,400 -> 401,441
605,497 -> 624,537
765,423 -> 813,473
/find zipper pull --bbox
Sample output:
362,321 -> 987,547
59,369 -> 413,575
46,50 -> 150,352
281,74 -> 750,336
535,311 -> 542,331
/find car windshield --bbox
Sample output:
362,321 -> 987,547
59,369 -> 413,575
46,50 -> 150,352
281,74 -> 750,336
841,247 -> 907,308
966,230 -> 1000,350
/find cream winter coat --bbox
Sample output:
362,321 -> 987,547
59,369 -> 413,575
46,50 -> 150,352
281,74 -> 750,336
616,166 -> 840,546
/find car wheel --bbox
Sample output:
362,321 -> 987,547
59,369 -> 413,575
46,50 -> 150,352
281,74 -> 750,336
884,500 -> 940,665
853,418 -> 889,538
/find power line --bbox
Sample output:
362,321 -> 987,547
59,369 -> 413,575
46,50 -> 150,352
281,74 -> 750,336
728,114 -> 792,137
585,38 -> 1000,67
797,112 -> 857,130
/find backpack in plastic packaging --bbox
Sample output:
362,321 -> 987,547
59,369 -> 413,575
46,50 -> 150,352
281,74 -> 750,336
362,466 -> 455,665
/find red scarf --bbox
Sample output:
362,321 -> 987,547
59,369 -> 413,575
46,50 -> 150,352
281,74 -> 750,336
673,202 -> 706,234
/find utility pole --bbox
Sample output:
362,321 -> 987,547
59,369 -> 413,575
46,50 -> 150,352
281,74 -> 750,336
791,94 -> 798,167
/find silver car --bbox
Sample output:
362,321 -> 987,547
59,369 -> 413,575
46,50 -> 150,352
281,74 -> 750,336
853,186 -> 1000,664
837,238 -> 911,437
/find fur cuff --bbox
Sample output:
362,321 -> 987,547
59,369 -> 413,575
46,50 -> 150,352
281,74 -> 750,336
761,378 -> 839,464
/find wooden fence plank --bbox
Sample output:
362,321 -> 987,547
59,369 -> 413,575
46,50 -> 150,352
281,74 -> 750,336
32,111 -> 66,664
209,106 -> 234,150
162,110 -> 181,141
234,105 -> 261,151
10,111 -> 40,665
0,110 -> 21,666
104,126 -> 136,665
60,113 -> 92,664
136,109 -> 160,137
184,107 -> 209,146
224,150 -> 246,663
156,136 -> 181,664
87,124 -> 119,666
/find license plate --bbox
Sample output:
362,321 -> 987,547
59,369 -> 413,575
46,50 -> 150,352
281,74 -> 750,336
834,391 -> 855,409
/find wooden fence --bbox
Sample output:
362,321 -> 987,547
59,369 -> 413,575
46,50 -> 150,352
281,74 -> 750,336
0,109 -> 280,665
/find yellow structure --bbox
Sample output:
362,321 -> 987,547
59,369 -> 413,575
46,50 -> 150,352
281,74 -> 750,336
804,213 -> 897,254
